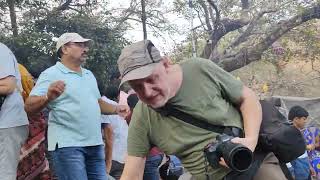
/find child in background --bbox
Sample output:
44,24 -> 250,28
288,106 -> 314,180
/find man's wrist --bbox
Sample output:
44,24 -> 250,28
113,105 -> 118,114
43,95 -> 49,103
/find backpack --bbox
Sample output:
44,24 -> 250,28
257,100 -> 306,163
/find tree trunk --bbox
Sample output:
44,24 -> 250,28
6,0 -> 18,36
199,0 -> 212,31
141,0 -> 147,40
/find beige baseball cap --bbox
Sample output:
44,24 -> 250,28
56,32 -> 91,51
117,40 -> 162,86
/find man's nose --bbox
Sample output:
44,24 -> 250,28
83,47 -> 89,52
142,84 -> 153,97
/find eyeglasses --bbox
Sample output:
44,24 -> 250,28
67,42 -> 89,48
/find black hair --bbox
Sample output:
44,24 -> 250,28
288,105 -> 309,121
110,70 -> 121,81
104,85 -> 119,101
57,47 -> 63,58
127,94 -> 139,109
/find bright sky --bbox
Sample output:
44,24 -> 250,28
108,0 -> 193,54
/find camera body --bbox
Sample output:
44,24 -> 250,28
204,134 -> 253,172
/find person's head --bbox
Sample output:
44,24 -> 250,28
56,33 -> 91,64
117,40 -> 176,108
288,105 -> 309,129
104,85 -> 120,102
127,94 -> 139,110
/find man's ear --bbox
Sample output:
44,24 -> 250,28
61,45 -> 68,56
162,56 -> 173,68
292,117 -> 299,122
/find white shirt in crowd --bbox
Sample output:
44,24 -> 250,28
101,96 -> 128,164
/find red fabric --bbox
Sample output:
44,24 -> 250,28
17,113 -> 54,180
148,147 -> 162,157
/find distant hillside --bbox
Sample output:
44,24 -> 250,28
232,58 -> 320,99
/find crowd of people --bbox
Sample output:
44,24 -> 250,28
0,32 -> 320,180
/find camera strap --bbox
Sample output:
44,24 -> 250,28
155,104 -> 243,137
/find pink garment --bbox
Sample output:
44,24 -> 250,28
148,147 -> 163,157
118,91 -> 129,106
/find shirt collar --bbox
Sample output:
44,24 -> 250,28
55,61 -> 89,75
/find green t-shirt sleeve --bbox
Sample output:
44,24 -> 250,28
205,59 -> 243,104
127,103 -> 151,157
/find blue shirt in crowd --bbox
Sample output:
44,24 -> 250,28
30,61 -> 103,151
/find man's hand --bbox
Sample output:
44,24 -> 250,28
115,104 -> 130,117
219,157 -> 229,168
311,167 -> 316,177
231,137 -> 258,152
219,137 -> 257,168
47,80 -> 65,101
307,144 -> 315,151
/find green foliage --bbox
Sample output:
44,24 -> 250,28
1,12 -> 128,93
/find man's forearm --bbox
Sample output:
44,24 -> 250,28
120,156 -> 146,180
0,76 -> 16,95
25,95 -> 49,114
104,125 -> 113,168
240,86 -> 262,141
0,85 -> 14,95
98,98 -> 117,115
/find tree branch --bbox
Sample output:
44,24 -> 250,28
201,18 -> 250,59
207,0 -> 220,32
201,0 -> 251,59
199,0 -> 212,31
218,4 -> 320,72
227,9 -> 277,49
55,0 -> 72,11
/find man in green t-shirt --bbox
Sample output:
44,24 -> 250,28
117,40 -> 286,180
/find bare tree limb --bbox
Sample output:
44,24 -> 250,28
227,9 -> 277,49
208,6 -> 215,29
207,0 -> 220,32
199,0 -> 212,31
194,7 -> 207,31
55,0 -> 72,11
201,18 -> 250,59
202,0 -> 251,59
218,4 -> 320,72
126,17 -> 163,28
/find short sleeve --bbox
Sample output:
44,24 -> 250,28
0,45 -> 16,79
30,72 -> 51,97
127,104 -> 151,157
206,60 -> 243,104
